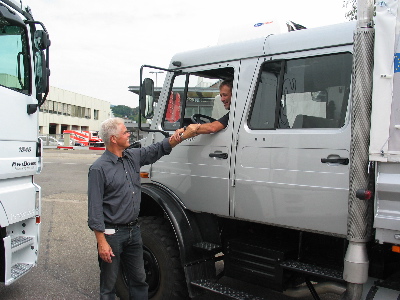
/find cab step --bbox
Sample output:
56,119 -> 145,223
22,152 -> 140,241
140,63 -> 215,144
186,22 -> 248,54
11,263 -> 33,279
193,242 -> 222,254
280,260 -> 344,282
191,279 -> 267,300
11,236 -> 34,252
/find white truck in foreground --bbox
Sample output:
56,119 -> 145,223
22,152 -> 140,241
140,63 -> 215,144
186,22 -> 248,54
119,0 -> 400,299
0,0 -> 50,285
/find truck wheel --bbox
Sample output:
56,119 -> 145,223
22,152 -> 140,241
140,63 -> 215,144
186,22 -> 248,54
115,216 -> 188,300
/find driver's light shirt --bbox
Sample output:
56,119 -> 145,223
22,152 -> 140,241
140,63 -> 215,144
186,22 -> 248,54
87,138 -> 172,232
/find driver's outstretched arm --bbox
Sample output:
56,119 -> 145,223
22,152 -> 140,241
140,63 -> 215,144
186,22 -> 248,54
195,121 -> 225,134
172,121 -> 225,142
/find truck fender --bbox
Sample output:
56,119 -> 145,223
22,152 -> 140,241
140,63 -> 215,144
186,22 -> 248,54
140,183 -> 215,264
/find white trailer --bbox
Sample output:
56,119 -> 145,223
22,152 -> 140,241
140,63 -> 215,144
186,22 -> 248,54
0,0 -> 50,285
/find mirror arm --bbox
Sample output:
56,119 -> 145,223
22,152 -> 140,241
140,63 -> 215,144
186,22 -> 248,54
138,65 -> 172,137
25,20 -> 49,34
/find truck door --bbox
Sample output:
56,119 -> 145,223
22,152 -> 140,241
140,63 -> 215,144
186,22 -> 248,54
233,52 -> 353,236
151,63 -> 239,216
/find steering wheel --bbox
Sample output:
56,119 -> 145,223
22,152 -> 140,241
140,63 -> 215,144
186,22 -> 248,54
191,114 -> 216,124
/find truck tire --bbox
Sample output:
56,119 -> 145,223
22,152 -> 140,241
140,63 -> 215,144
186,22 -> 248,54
115,216 -> 188,300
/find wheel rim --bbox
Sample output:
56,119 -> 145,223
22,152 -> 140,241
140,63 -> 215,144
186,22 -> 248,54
143,245 -> 160,297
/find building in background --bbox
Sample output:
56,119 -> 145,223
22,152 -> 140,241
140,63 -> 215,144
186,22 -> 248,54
39,86 -> 111,134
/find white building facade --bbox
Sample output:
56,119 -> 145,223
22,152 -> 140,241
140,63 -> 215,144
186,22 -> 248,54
39,86 -> 111,134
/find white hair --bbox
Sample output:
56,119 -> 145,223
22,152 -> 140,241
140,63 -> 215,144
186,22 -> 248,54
99,117 -> 125,146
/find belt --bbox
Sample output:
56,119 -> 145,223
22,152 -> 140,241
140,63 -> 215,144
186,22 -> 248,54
105,219 -> 138,228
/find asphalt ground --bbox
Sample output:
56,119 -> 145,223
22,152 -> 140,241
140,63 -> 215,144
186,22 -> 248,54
0,149 -> 340,300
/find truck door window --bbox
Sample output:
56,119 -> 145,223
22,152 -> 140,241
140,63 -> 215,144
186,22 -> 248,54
249,61 -> 281,129
163,68 -> 233,130
249,53 -> 352,129
162,74 -> 185,131
0,23 -> 30,94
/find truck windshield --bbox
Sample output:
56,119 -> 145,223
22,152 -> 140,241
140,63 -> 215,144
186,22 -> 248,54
0,22 -> 30,94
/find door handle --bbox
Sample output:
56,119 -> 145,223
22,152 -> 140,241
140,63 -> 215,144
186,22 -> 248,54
321,157 -> 349,165
209,151 -> 228,159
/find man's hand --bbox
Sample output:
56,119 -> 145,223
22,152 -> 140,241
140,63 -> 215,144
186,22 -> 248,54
185,124 -> 201,139
172,124 -> 201,142
169,124 -> 201,147
171,128 -> 185,142
98,240 -> 115,263
94,230 -> 115,263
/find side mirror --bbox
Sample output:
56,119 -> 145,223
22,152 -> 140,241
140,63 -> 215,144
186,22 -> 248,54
34,30 -> 51,50
34,51 -> 47,95
140,78 -> 154,119
33,30 -> 50,104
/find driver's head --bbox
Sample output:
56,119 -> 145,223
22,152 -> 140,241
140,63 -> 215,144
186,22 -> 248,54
220,80 -> 233,110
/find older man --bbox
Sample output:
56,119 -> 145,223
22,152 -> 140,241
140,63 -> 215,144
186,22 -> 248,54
88,117 -> 185,299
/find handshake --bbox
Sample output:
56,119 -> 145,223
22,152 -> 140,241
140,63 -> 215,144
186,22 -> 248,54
171,124 -> 201,142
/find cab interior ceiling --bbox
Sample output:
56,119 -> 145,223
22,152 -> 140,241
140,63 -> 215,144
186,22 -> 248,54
191,67 -> 234,81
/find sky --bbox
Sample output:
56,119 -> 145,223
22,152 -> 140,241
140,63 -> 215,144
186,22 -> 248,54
28,0 -> 349,108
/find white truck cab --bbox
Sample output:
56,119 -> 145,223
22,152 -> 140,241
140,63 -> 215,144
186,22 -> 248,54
0,0 -> 50,286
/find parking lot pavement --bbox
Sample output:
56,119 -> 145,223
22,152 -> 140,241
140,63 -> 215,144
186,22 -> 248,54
0,149 -> 340,300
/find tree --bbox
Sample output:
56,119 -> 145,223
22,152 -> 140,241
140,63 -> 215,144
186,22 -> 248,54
111,105 -> 134,119
132,106 -> 147,124
111,105 -> 147,123
344,0 -> 357,20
